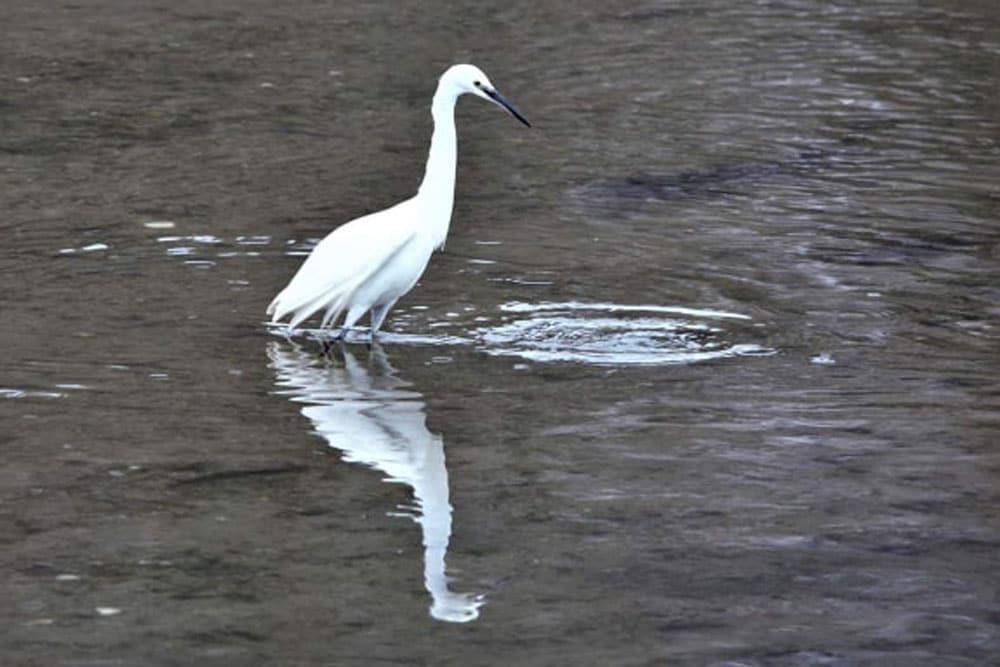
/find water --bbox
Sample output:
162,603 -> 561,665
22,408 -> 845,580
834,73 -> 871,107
3,1 -> 999,664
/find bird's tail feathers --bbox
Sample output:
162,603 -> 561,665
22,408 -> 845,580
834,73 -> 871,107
268,265 -> 373,330
266,294 -> 282,318
319,295 -> 350,329
267,288 -> 299,323
280,281 -> 362,331
284,291 -> 336,331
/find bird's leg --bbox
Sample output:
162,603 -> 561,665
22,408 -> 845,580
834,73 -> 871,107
368,300 -> 398,343
339,304 -> 369,346
320,337 -> 347,364
320,328 -> 346,357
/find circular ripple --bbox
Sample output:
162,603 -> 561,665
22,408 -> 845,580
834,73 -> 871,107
476,302 -> 774,366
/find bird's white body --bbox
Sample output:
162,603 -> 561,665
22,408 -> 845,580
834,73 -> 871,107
267,64 -> 528,336
269,198 -> 435,332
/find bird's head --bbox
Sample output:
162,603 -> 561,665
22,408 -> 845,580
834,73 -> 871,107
439,64 -> 531,127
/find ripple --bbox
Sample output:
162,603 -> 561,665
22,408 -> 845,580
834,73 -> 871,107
479,303 -> 772,366
265,323 -> 474,348
268,301 -> 773,367
1,387 -> 67,399
156,233 -> 278,263
499,301 -> 753,321
58,242 -> 110,254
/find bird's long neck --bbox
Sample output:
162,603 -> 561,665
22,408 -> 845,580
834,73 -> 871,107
416,89 -> 458,248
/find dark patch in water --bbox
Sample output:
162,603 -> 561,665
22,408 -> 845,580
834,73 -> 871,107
581,151 -> 830,203
614,6 -> 710,22
170,462 -> 308,485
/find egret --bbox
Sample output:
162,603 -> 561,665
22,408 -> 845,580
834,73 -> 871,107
267,63 -> 530,339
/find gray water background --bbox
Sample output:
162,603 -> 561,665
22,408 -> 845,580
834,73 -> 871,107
2,1 -> 999,665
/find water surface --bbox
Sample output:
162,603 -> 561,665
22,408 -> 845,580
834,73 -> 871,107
2,1 -> 999,665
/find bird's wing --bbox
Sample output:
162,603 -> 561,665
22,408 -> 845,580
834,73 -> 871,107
267,201 -> 418,327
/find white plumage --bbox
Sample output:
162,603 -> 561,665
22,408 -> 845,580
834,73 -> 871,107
267,63 -> 530,338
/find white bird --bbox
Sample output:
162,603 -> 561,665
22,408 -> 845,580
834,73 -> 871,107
267,63 -> 530,339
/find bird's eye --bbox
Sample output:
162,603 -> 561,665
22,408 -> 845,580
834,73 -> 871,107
473,80 -> 481,88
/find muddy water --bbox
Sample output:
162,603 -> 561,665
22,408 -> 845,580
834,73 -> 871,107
3,1 -> 999,665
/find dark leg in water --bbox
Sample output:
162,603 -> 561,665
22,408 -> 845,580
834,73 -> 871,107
320,327 -> 349,356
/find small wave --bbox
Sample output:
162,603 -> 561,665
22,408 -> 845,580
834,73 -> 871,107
478,304 -> 771,365
499,300 -> 753,321
265,322 -> 474,348
267,301 -> 773,367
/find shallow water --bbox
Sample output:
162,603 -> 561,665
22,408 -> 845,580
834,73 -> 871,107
3,1 -> 999,665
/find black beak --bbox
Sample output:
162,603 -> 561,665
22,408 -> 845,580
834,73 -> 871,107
485,88 -> 531,127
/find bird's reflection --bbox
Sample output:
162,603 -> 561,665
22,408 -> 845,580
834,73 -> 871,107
267,340 -> 484,623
